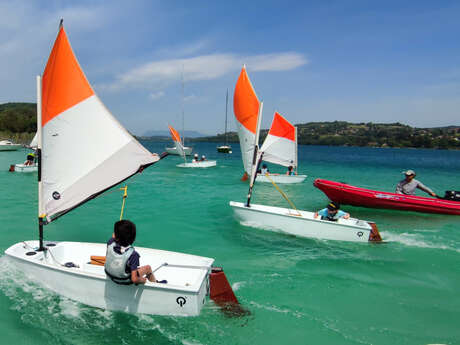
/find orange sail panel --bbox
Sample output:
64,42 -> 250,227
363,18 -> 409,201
233,66 -> 260,134
42,26 -> 94,126
268,112 -> 295,142
168,125 -> 181,142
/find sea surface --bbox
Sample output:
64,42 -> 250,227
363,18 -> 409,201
0,143 -> 459,345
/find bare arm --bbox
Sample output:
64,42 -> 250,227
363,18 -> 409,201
416,181 -> 436,197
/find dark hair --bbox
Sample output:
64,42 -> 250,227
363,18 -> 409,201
262,164 -> 267,168
114,220 -> 136,247
327,202 -> 340,211
288,166 -> 293,171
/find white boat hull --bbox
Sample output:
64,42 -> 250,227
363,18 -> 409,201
256,174 -> 307,184
229,201 -> 380,242
166,146 -> 193,156
5,241 -> 214,316
178,160 -> 217,168
217,145 -> 232,153
13,163 -> 38,173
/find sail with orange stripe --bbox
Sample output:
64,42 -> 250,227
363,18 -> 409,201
233,65 -> 262,177
39,24 -> 159,222
260,112 -> 297,169
168,125 -> 185,159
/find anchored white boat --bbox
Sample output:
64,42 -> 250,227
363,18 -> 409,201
0,140 -> 21,151
4,22 -> 237,317
217,89 -> 232,154
229,66 -> 381,243
229,202 -> 381,243
169,125 -> 216,168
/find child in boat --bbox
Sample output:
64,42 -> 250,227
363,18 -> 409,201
105,220 -> 160,285
193,153 -> 199,162
24,152 -> 35,166
286,166 -> 297,176
314,202 -> 350,221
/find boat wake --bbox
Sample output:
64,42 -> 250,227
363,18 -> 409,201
381,232 -> 460,253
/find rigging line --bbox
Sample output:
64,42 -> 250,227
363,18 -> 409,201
119,186 -> 128,220
264,173 -> 301,216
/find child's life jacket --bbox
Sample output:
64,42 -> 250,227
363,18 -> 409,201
104,242 -> 134,285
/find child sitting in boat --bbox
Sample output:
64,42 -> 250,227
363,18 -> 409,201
24,152 -> 35,166
314,202 -> 350,221
193,153 -> 199,162
105,220 -> 162,285
286,166 -> 297,176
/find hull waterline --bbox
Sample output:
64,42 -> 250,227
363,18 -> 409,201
178,161 -> 217,168
256,174 -> 307,184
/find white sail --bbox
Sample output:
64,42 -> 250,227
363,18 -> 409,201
29,132 -> 38,148
260,112 -> 297,168
40,25 -> 158,222
233,66 -> 261,177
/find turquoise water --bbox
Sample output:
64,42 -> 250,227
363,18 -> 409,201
0,143 -> 459,345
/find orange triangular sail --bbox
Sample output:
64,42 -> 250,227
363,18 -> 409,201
268,112 -> 295,141
233,66 -> 260,134
168,125 -> 182,143
42,26 -> 94,126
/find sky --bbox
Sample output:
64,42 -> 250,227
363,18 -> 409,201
1,0 -> 459,136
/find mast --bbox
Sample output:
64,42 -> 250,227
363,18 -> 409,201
246,101 -> 263,207
37,75 -> 45,251
181,65 -> 185,146
224,89 -> 228,145
295,126 -> 298,174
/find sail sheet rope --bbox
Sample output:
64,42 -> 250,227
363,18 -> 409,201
264,173 -> 301,216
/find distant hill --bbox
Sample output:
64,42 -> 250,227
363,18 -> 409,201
2,103 -> 458,149
0,102 -> 36,143
194,121 -> 460,150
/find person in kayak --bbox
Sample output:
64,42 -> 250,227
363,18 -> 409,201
395,170 -> 437,197
314,202 -> 350,221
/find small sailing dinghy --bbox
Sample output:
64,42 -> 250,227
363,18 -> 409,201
233,66 -> 305,183
169,125 -> 217,168
256,112 -> 306,184
5,22 -> 237,316
229,66 -> 381,243
217,89 -> 232,153
10,133 -> 38,173
166,70 -> 193,156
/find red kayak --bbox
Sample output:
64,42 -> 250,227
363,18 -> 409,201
314,179 -> 460,215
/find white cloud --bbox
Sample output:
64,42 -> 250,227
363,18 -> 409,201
108,52 -> 308,91
149,91 -> 165,100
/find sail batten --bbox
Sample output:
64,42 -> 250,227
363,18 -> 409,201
40,25 -> 158,222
